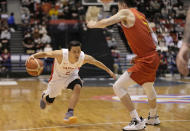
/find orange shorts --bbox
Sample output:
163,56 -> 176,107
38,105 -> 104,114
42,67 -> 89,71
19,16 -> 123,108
128,51 -> 160,85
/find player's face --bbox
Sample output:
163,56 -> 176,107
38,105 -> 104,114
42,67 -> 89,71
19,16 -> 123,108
70,46 -> 81,61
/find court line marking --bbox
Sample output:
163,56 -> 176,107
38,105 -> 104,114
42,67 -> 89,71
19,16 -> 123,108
8,120 -> 190,131
0,81 -> 17,86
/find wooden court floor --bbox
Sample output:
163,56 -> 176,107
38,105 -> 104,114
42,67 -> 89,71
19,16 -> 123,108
0,79 -> 190,131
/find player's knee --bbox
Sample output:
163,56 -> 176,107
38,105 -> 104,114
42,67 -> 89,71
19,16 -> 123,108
45,95 -> 55,104
113,82 -> 127,98
73,84 -> 81,93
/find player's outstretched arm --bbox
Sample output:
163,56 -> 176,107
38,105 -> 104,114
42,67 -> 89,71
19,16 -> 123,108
177,8 -> 190,76
27,50 -> 62,64
30,50 -> 61,59
84,55 -> 116,79
87,9 -> 131,28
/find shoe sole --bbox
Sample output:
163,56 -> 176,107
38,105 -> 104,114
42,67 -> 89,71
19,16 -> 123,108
122,126 -> 146,131
64,116 -> 77,124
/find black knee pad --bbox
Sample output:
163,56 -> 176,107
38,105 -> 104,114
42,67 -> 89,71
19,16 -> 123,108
67,79 -> 83,90
45,95 -> 55,103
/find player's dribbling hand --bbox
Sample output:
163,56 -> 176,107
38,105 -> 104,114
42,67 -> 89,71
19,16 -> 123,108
87,20 -> 97,28
28,55 -> 35,60
26,55 -> 35,65
176,43 -> 190,76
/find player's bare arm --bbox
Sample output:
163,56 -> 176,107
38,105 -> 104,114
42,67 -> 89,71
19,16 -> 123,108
87,9 -> 135,28
29,50 -> 63,64
83,55 -> 116,79
32,50 -> 61,58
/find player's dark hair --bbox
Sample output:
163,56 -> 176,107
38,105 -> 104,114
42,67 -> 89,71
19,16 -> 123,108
118,0 -> 136,7
68,41 -> 81,51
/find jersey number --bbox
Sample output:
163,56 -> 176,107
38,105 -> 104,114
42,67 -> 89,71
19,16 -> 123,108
137,14 -> 151,32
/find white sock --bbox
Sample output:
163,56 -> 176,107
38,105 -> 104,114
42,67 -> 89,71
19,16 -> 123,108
130,109 -> 140,121
150,108 -> 157,117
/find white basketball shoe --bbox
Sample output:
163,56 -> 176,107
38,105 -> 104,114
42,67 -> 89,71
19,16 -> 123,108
123,117 -> 146,131
144,113 -> 160,125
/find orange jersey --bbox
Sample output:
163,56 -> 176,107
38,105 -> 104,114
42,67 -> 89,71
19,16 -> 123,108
121,8 -> 156,57
121,8 -> 160,85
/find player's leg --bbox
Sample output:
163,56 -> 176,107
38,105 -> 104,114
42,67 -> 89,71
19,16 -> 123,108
40,80 -> 63,109
142,82 -> 160,125
68,84 -> 81,110
113,71 -> 145,130
40,93 -> 55,109
64,79 -> 82,124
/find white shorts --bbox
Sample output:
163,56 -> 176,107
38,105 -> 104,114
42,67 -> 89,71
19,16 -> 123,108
44,75 -> 81,98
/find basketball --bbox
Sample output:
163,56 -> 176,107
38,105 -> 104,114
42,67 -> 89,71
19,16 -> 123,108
25,58 -> 44,76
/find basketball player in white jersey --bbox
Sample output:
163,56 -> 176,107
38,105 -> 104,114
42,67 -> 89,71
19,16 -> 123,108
28,41 -> 116,123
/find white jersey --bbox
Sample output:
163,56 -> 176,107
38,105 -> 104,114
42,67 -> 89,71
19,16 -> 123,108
50,49 -> 85,80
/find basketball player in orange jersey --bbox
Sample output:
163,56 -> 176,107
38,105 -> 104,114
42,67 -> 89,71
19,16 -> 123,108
177,8 -> 190,76
87,0 -> 160,130
27,41 -> 116,124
